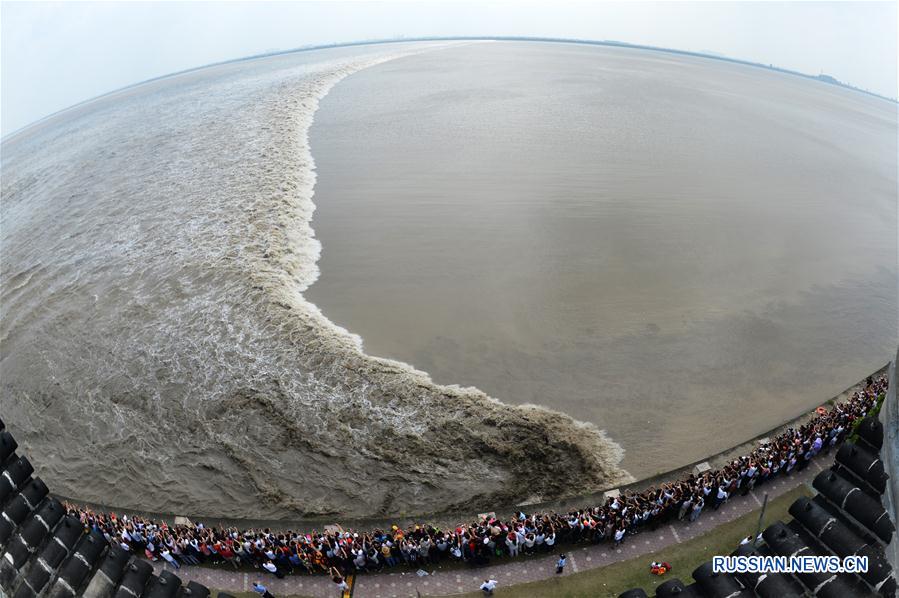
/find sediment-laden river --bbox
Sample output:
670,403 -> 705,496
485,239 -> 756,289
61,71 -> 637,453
1,40 -> 895,519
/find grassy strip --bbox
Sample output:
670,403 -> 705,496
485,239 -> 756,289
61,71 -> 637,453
208,485 -> 812,598
443,485 -> 813,598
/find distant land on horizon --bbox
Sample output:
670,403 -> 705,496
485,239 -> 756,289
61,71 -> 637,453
249,35 -> 898,103
4,34 -> 894,142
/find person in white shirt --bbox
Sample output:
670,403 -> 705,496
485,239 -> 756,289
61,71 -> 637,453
329,567 -> 349,591
353,549 -> 367,571
714,486 -> 728,510
556,554 -> 567,574
160,548 -> 180,569
690,496 -> 704,522
505,532 -> 519,557
523,533 -> 535,554
678,497 -> 693,521
545,530 -> 556,550
480,579 -> 498,596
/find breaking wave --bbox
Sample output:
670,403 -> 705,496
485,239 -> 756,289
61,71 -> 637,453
0,42 -> 631,519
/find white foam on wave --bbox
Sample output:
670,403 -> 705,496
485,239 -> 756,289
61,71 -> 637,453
0,41 -> 632,519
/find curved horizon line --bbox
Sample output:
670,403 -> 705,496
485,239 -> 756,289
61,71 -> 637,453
3,35 -> 895,143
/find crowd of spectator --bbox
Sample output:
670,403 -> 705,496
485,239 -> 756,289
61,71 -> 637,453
65,375 -> 887,579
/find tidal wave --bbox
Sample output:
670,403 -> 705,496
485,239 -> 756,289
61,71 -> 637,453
0,41 -> 631,519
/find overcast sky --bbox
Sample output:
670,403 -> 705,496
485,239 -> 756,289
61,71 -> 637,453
2,1 -> 897,136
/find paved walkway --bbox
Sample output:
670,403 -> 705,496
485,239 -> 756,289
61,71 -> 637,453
151,461 -> 823,598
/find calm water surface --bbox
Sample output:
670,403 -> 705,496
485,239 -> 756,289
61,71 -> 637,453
307,42 -> 898,477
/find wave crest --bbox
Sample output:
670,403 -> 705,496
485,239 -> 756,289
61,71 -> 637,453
0,42 -> 631,519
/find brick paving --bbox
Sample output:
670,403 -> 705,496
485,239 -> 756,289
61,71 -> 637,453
151,462 -> 822,597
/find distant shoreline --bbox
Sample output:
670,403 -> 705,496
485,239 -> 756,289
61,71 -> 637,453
4,35 -> 894,143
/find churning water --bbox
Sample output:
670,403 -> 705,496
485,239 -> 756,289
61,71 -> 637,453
1,40 -> 895,520
1,41 -> 631,520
